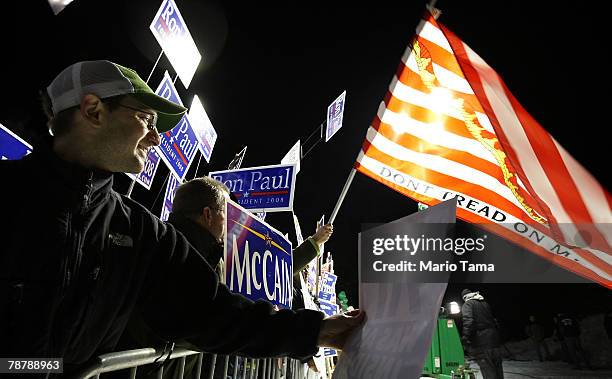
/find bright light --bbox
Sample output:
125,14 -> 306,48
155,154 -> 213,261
449,301 -> 461,315
48,0 -> 75,15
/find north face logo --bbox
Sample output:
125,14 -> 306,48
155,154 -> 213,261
108,232 -> 133,247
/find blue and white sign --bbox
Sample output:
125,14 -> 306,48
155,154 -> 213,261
157,114 -> 198,181
225,200 -> 293,309
325,90 -> 346,142
189,96 -> 217,163
210,163 -> 297,213
153,75 -> 198,181
127,149 -> 161,190
160,173 -> 181,221
156,71 -> 184,107
149,0 -> 201,88
319,301 -> 340,357
281,140 -> 301,174
1,123 -> 32,160
318,271 -> 337,302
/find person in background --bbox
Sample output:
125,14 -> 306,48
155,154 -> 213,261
553,313 -> 592,370
461,289 -> 504,379
136,176 -> 334,378
525,315 -> 550,362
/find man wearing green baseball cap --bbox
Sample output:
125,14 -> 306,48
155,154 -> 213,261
42,60 -> 187,173
0,60 -> 364,375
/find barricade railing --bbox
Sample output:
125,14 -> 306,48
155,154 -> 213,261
72,348 -> 333,379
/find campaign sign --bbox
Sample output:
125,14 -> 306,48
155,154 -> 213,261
160,173 -> 181,221
224,200 -> 293,309
319,301 -> 340,357
156,115 -> 198,181
307,260 -> 317,294
210,163 -> 297,213
318,271 -> 337,302
189,96 -> 217,163
1,123 -> 32,160
126,149 -> 161,190
292,213 -> 304,246
153,73 -> 198,181
281,140 -> 301,174
325,90 -> 346,142
149,0 -> 201,88
156,71 -> 184,106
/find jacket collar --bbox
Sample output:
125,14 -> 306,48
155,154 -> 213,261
167,212 -> 224,265
32,136 -> 114,210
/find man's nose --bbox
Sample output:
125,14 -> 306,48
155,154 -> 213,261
148,128 -> 161,146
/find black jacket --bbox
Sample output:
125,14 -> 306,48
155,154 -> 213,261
0,139 -> 323,372
461,298 -> 500,350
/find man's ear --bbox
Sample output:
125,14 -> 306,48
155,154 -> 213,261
79,94 -> 105,128
202,206 -> 214,226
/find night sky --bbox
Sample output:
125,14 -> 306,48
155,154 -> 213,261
2,1 -> 610,340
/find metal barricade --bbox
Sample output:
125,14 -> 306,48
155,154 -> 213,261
73,348 -> 315,379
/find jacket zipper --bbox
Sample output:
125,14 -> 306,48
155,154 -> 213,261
53,173 -> 95,355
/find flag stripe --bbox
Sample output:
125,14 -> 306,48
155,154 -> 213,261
418,20 -> 453,53
462,43 -> 579,243
439,25 -> 555,232
415,36 -> 465,79
374,104 -> 540,207
555,141 -> 612,247
390,76 -> 466,121
373,117 -> 508,184
372,116 -> 542,208
402,51 -> 475,95
384,92 -> 475,140
361,137 -> 535,220
397,60 -> 482,112
499,81 -> 610,247
445,27 -> 611,253
376,103 -> 498,165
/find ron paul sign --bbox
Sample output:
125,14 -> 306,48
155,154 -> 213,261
209,163 -> 297,213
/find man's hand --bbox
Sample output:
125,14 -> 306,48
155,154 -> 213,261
317,309 -> 365,350
312,223 -> 333,245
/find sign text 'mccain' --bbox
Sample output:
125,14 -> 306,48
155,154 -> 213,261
229,235 -> 292,307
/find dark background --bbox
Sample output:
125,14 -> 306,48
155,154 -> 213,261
2,0 -> 610,341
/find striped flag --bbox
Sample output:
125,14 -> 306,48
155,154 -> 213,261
355,9 -> 612,287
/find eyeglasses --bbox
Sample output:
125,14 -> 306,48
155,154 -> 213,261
116,103 -> 158,131
209,206 -> 225,214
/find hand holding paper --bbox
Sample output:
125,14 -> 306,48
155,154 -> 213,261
317,309 -> 366,350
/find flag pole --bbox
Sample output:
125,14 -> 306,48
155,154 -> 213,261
329,168 -> 356,224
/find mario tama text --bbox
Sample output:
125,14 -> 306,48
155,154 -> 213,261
370,234 -> 494,273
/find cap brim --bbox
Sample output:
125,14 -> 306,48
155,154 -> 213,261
133,92 -> 187,133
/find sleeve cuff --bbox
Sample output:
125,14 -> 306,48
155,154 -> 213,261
306,237 -> 320,255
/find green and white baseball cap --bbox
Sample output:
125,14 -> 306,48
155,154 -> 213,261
46,60 -> 187,133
